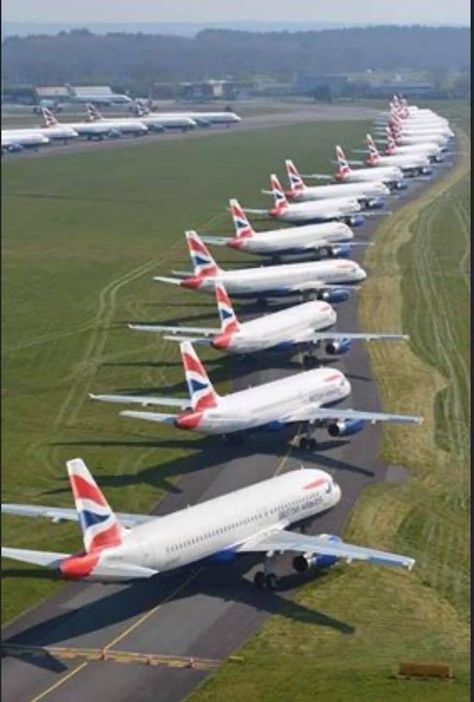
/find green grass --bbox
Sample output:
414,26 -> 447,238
1,118 -> 370,623
189,101 -> 471,701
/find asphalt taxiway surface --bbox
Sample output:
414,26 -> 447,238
1,166 -> 443,701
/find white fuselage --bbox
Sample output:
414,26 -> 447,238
139,113 -> 197,129
394,132 -> 448,147
1,129 -> 50,148
368,153 -> 430,170
394,123 -> 452,138
38,125 -> 79,140
61,120 -> 118,137
97,469 -> 341,574
214,300 -> 337,353
272,196 -> 362,224
230,221 -> 354,255
338,165 -> 403,184
181,258 -> 367,296
177,366 -> 351,434
386,142 -> 442,158
90,117 -> 148,135
169,111 -> 241,125
289,181 -> 390,203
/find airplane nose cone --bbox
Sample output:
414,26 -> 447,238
333,482 -> 342,504
357,267 -> 368,281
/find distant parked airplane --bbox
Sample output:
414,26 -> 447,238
86,104 -> 148,136
1,458 -> 415,588
65,83 -> 132,105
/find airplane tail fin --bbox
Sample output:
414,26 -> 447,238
270,174 -> 289,213
386,132 -> 397,154
180,341 -> 219,411
42,107 -> 58,127
67,458 -> 124,554
366,134 -> 380,163
185,231 -> 222,277
64,83 -> 75,97
335,145 -> 351,179
285,159 -> 306,195
86,103 -> 102,121
229,199 -> 255,239
215,282 -> 240,334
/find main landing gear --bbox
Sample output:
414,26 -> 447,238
297,421 -> 318,451
302,351 -> 319,368
253,552 -> 279,590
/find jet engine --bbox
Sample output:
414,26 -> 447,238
8,143 -> 24,153
292,534 -> 342,572
327,419 -> 365,437
347,214 -> 365,227
392,180 -> 408,190
330,244 -> 351,258
317,289 -> 350,304
365,197 -> 385,210
325,339 -> 352,355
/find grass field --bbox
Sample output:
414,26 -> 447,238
189,103 -> 470,701
1,118 -> 371,623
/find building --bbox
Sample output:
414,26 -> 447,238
355,80 -> 436,98
178,80 -> 242,101
293,73 -> 350,99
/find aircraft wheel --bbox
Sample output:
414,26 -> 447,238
253,571 -> 265,589
299,436 -> 309,451
307,437 -> 318,451
265,573 -> 279,590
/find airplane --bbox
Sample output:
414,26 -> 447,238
22,109 -> 79,142
364,134 -> 432,176
89,339 -> 423,445
86,104 -> 148,136
41,107 -> 120,140
244,174 -> 367,226
65,83 -> 132,105
388,114 -> 453,139
331,146 -> 407,189
281,159 -> 390,208
133,103 -> 197,131
197,199 -> 365,261
383,129 -> 444,162
154,230 -> 367,303
1,129 -> 50,152
1,458 -> 415,589
130,280 -> 408,362
134,101 -> 241,127
386,125 -> 449,149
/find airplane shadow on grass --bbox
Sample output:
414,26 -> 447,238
2,556 -> 355,673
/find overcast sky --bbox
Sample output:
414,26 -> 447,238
3,0 -> 470,25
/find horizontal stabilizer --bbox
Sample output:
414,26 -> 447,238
163,335 -> 211,346
153,276 -> 183,286
171,270 -> 194,278
199,236 -> 233,247
241,208 -> 269,216
2,547 -> 69,569
300,173 -> 333,180
89,393 -> 190,408
120,410 -> 178,424
1,503 -> 154,528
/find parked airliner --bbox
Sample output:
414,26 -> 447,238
1,459 -> 415,589
90,339 -> 422,443
154,230 -> 367,302
133,103 -> 197,131
365,134 -> 432,175
383,130 -> 444,162
1,129 -> 50,152
130,281 -> 408,360
42,107 -> 119,140
199,199 -> 362,260
86,104 -> 148,136
245,174 -> 367,226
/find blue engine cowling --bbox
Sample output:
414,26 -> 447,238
326,338 -> 352,355
393,180 -> 408,190
292,534 -> 342,572
318,288 -> 350,304
327,419 -> 365,437
347,214 -> 365,227
8,143 -> 24,153
420,166 -> 433,175
330,244 -> 351,258
207,549 -> 236,564
365,197 -> 385,210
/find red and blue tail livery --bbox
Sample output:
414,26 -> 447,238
180,341 -> 219,411
185,231 -> 220,277
229,199 -> 254,239
270,174 -> 289,215
335,146 -> 351,179
285,159 -> 305,195
215,282 -> 240,335
67,458 -> 123,553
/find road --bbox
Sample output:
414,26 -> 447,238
3,104 -> 382,161
1,165 -> 442,702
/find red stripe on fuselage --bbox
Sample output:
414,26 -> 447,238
303,477 -> 327,490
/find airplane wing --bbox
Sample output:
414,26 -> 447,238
281,406 -> 423,425
89,393 -> 190,409
288,281 -> 357,293
129,323 -> 219,337
1,504 -> 154,528
301,241 -> 372,251
304,332 -> 409,343
163,335 -> 212,346
236,529 -> 415,570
